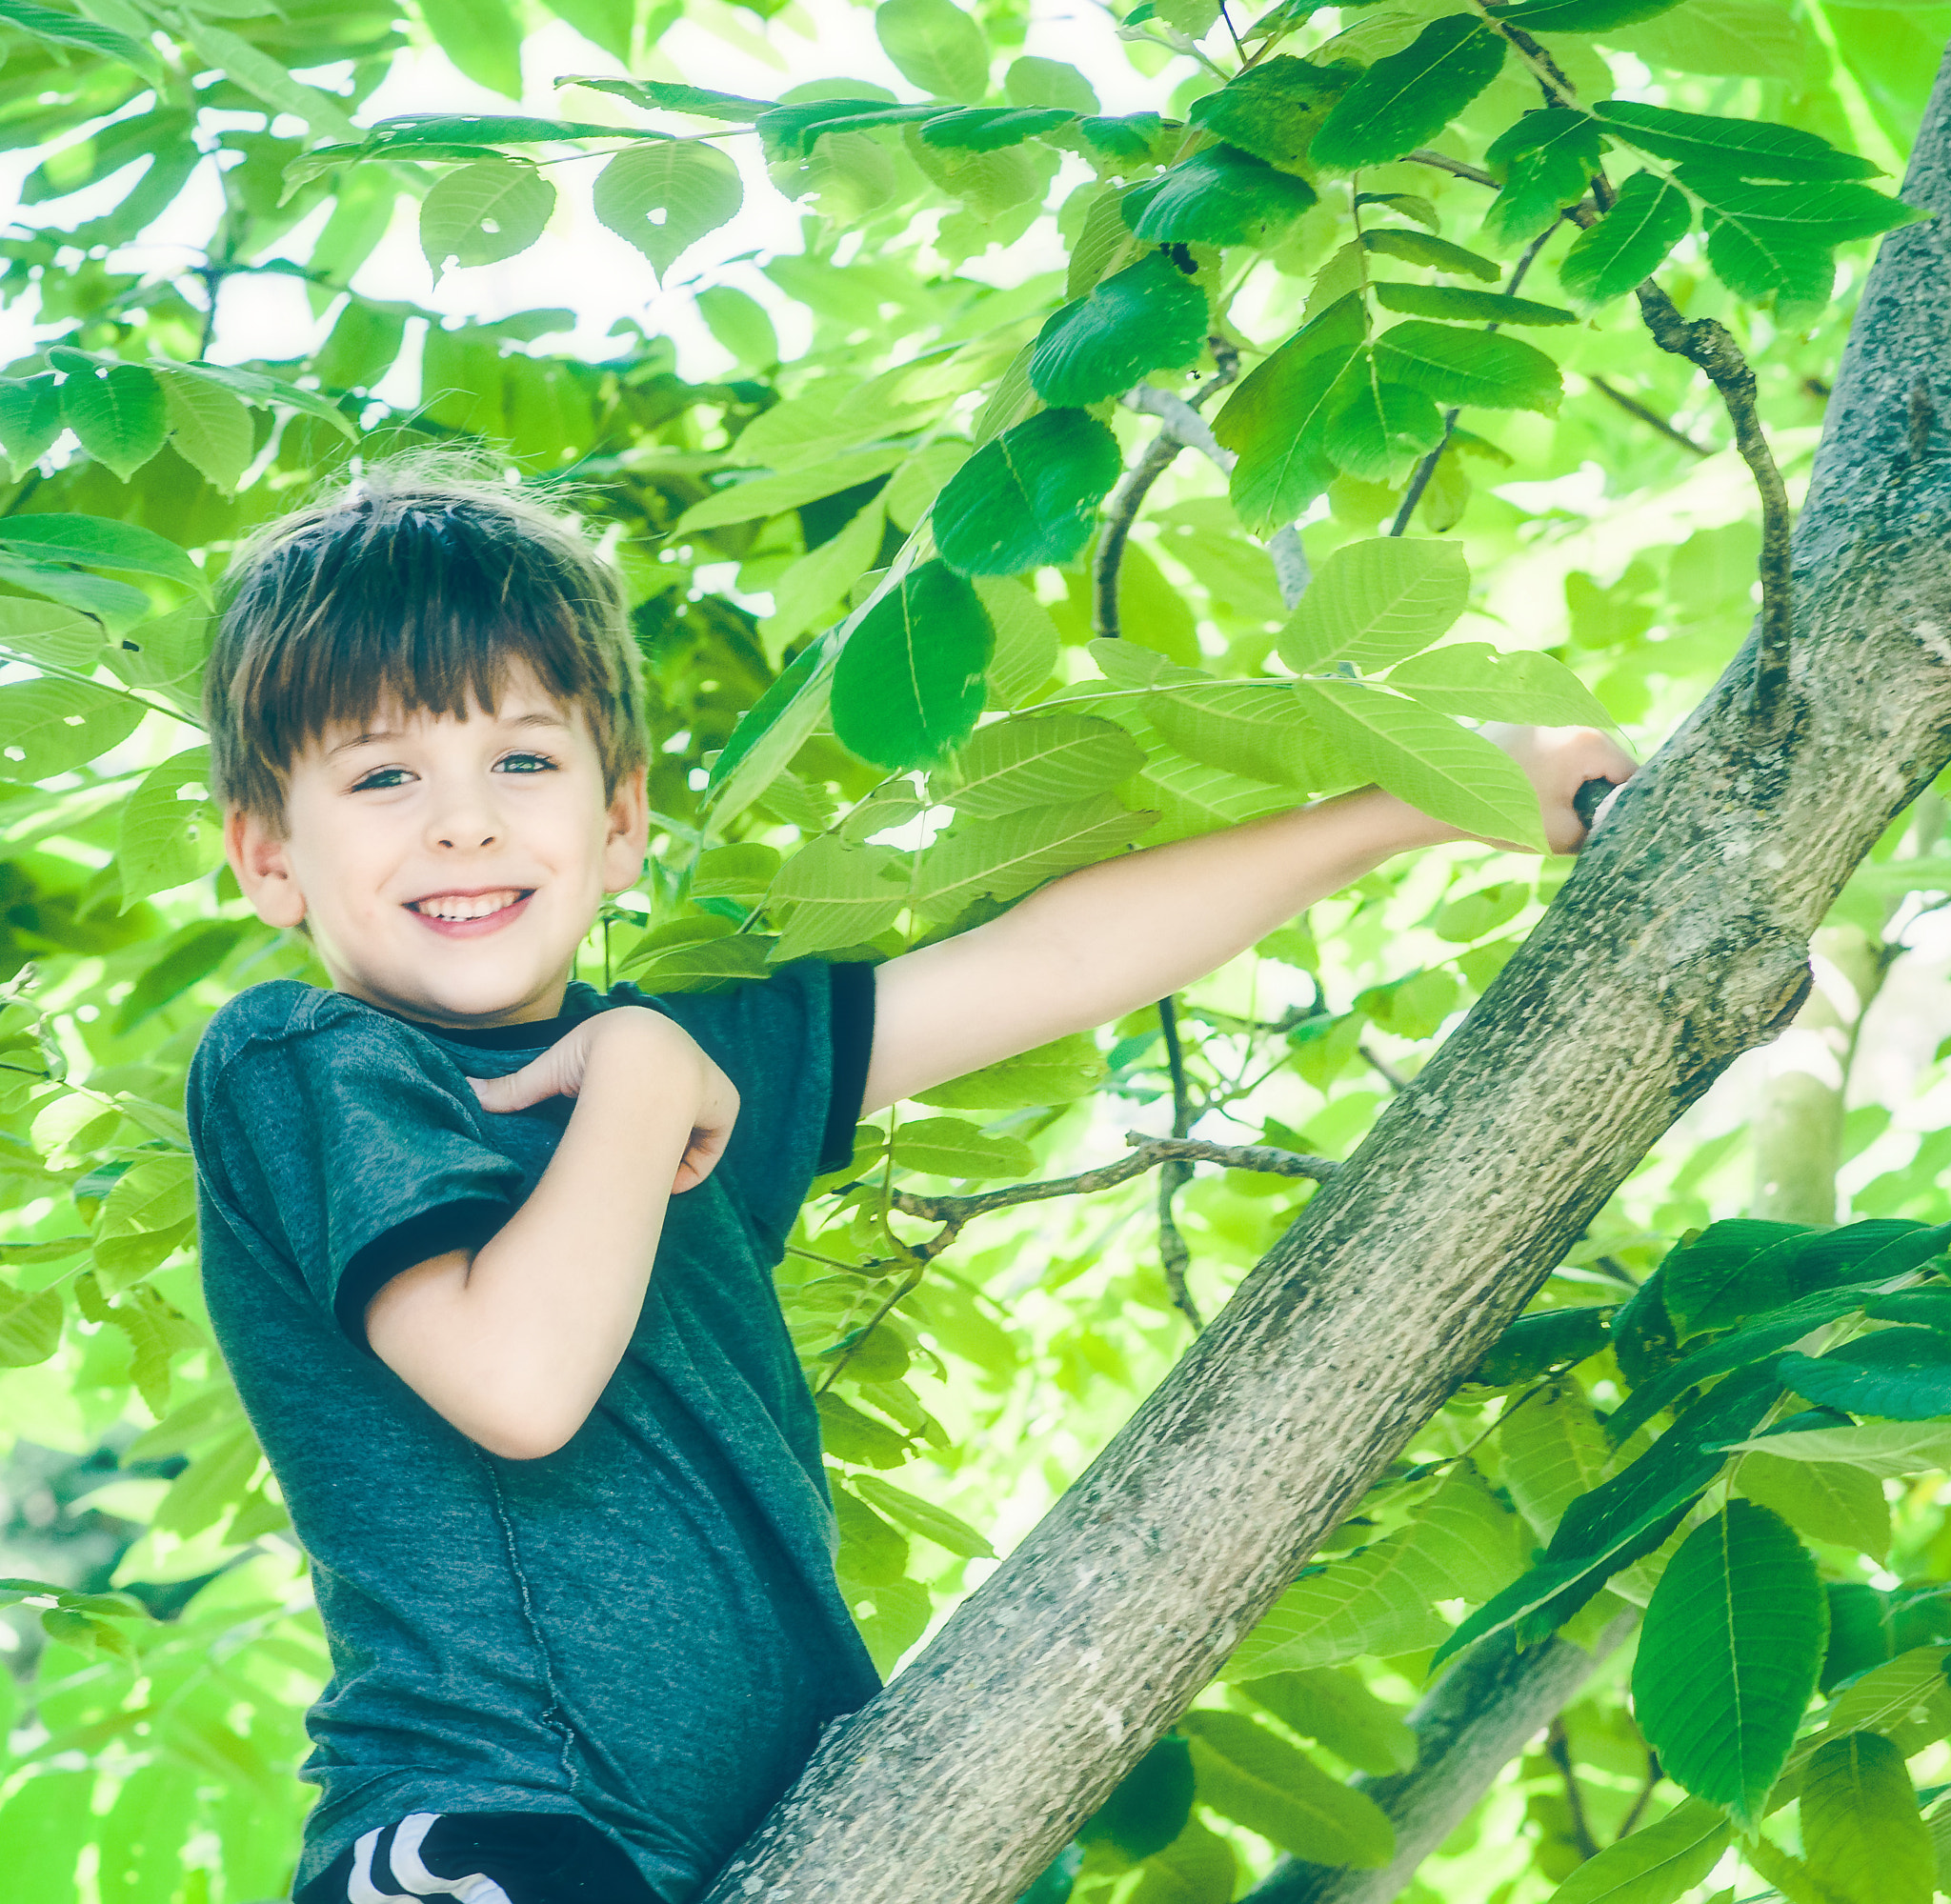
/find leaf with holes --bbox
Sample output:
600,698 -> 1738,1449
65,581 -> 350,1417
1559,171 -> 1693,310
936,713 -> 1145,817
1632,1502 -> 1825,1826
1277,535 -> 1469,674
118,748 -> 222,910
831,560 -> 993,771
1121,146 -> 1317,246
1310,15 -> 1505,170
420,161 -> 556,279
1484,108 -> 1605,248
1029,251 -> 1210,409
933,409 -> 1121,574
1181,1712 -> 1394,1868
0,679 -> 145,782
593,143 -> 743,282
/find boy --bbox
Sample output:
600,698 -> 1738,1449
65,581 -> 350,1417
188,468 -> 1633,1904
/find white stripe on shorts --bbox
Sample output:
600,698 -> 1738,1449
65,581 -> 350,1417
347,1816 -> 514,1904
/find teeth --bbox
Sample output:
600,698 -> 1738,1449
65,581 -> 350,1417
414,890 -> 521,922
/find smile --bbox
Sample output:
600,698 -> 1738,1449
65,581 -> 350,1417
406,889 -> 533,936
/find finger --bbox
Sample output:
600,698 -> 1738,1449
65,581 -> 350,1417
471,1065 -> 544,1113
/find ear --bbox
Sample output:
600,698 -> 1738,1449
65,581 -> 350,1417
601,765 -> 651,893
225,805 -> 308,929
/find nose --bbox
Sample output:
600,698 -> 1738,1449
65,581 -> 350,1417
425,787 -> 501,852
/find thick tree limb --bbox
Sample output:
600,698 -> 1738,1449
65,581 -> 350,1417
1243,1613 -> 1639,1904
702,52 -> 1951,1904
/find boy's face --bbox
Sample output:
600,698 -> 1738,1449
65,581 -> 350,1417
226,663 -> 649,1028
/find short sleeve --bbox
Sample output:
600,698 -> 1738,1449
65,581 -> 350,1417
626,960 -> 875,1252
190,994 -> 525,1353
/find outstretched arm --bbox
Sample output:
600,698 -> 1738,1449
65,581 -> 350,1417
862,724 -> 1635,1113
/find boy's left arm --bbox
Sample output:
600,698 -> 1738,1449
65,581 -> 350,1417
861,724 -> 1635,1114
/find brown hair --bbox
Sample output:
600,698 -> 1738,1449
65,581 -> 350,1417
205,458 -> 649,826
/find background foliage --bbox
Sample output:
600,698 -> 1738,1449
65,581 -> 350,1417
1,0 -> 1950,1899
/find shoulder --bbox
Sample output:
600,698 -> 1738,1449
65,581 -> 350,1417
189,982 -> 440,1092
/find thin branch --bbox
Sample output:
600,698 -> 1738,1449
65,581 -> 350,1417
1406,148 -> 1496,189
1615,1751 -> 1660,1841
1360,1044 -> 1409,1092
1587,376 -> 1713,458
1544,1717 -> 1601,1862
1634,281 -> 1796,731
1157,995 -> 1203,1333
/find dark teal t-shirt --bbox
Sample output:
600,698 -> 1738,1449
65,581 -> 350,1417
186,964 -> 881,1902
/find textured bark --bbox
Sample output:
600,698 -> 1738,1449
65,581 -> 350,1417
702,52 -> 1951,1904
1243,1613 -> 1639,1904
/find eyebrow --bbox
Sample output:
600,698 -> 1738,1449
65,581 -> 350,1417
326,711 -> 573,759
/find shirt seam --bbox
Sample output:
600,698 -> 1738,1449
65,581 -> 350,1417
479,1453 -> 580,1790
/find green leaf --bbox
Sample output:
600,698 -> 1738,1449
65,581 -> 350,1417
891,1115 -> 1036,1179
615,920 -> 780,991
0,514 -> 206,599
1800,1732 -> 1933,1904
918,106 -> 1076,150
1541,1798 -> 1729,1904
975,575 -> 1061,706
933,409 -> 1121,574
1559,171 -> 1692,310
1502,1380 -> 1614,1543
937,712 -> 1145,816
678,445 -> 911,532
1077,1734 -> 1196,1864
831,561 -> 993,772
0,373 -> 62,478
0,678 -> 145,782
1215,292 -> 1368,533
0,1279 -> 61,1368
1237,1668 -> 1418,1775
1781,1329 -> 1951,1420
851,1474 -> 996,1556
420,161 -> 556,280
60,362 -> 165,479
1361,227 -> 1502,282
593,143 -> 744,282
1734,1452 -> 1890,1562
1121,146 -> 1317,246
1660,1217 -> 1813,1334
1077,111 -> 1175,170
755,99 -> 943,162
172,359 -> 359,439
562,77 -> 776,122
179,21 -> 360,142
1187,54 -> 1355,170
1605,0 -> 1813,81
154,370 -> 253,492
118,748 -> 221,910
0,0 -> 159,77
419,0 -> 524,99
1029,251 -> 1210,408
1632,1502 -> 1825,1827
769,836 -> 907,960
0,597 -> 102,671
1007,56 -> 1099,112
1374,320 -> 1562,414
1686,170 -> 1927,302
1484,109 -> 1605,248
1126,1822 -> 1236,1904
1494,0 -> 1680,26
1594,100 -> 1881,180
1141,681 -> 1321,788
876,0 -> 990,102
543,0 -> 634,62
1372,283 -> 1577,326
763,498 -> 885,657
1181,1711 -> 1394,1867
1472,1307 -> 1614,1385
1385,644 -> 1616,727
914,792 -> 1156,922
913,1032 -> 1107,1109
1277,534 -> 1469,673
1310,15 -> 1506,170
1324,364 -> 1445,482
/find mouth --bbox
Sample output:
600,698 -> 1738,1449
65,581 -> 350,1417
405,888 -> 533,937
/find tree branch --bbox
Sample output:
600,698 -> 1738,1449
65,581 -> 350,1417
1635,282 -> 1796,732
1405,148 -> 1495,189
1157,995 -> 1203,1332
1545,1715 -> 1601,1861
1587,376 -> 1713,458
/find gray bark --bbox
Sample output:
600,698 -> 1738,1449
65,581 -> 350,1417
703,51 -> 1951,1904
1244,1613 -> 1640,1904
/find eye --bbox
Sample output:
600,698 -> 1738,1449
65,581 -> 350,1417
496,751 -> 558,774
352,767 -> 412,792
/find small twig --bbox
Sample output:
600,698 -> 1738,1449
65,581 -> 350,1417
814,1261 -> 925,1394
1406,148 -> 1496,188
1545,1717 -> 1602,1860
1156,996 -> 1203,1332
1587,376 -> 1713,458
1615,1751 -> 1660,1841
1360,1043 -> 1409,1092
1634,282 -> 1795,730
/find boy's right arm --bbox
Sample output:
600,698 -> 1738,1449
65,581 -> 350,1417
362,1010 -> 737,1461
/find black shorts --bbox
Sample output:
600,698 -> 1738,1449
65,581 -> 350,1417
294,1813 -> 659,1904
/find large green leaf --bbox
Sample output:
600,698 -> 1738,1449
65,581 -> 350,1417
1484,109 -> 1605,248
60,362 -> 165,479
117,748 -> 221,910
593,144 -> 743,282
420,161 -> 556,279
0,597 -> 102,671
0,679 -> 145,782
1372,322 -> 1562,414
1141,681 -> 1321,788
1686,170 -> 1925,303
1311,15 -> 1506,170
0,0 -> 161,80
0,515 -> 206,599
1121,146 -> 1317,246
421,0 -> 524,97
1323,360 -> 1445,481
1187,54 -> 1354,169
1558,172 -> 1692,310
1360,228 -> 1500,282
1385,645 -> 1616,727
933,409 -> 1121,574
1296,680 -> 1546,849
1180,1712 -> 1393,1867
0,1280 -> 62,1368
1029,251 -> 1210,408
1800,1732 -> 1932,1904
1372,284 -> 1577,326
1125,1821 -> 1235,1904
1607,0 -> 1814,81
1278,535 -> 1468,674
0,373 -> 62,479
1735,1452 -> 1889,1561
1501,1381 -> 1614,1543
180,20 -> 360,142
1659,1216 -> 1812,1333
769,836 -> 908,960
1215,292 -> 1367,534
913,792 -> 1156,921
154,370 -> 253,493
1494,0 -> 1681,25
938,713 -> 1144,817
1781,1328 -> 1951,1419
678,445 -> 911,532
876,0 -> 991,103
831,560 -> 994,771
1714,1420 -> 1951,1476
913,1032 -> 1106,1109
975,576 -> 1062,707
891,1115 -> 1036,1179
1595,100 -> 1881,179
918,106 -> 1076,151
563,77 -> 776,122
1541,1798 -> 1729,1904
847,1476 -> 995,1558
755,99 -> 944,162
1076,1734 -> 1197,1864
1238,1669 -> 1417,1776
1632,1502 -> 1825,1826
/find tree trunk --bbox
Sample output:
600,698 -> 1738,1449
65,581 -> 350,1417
702,51 -> 1951,1904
